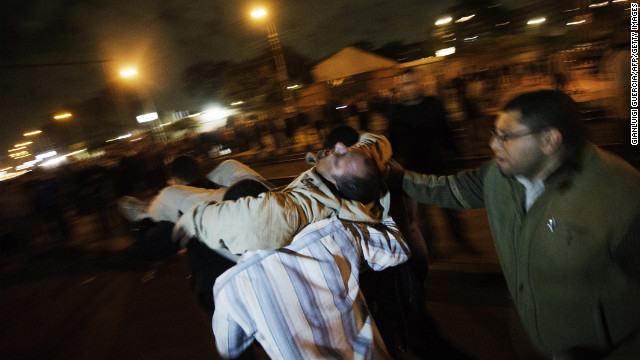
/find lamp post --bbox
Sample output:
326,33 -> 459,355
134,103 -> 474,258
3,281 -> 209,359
120,68 -> 157,114
120,68 -> 166,142
251,8 -> 292,104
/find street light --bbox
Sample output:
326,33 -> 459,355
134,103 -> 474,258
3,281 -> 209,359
251,9 -> 267,18
250,8 -> 292,104
120,67 -> 156,113
120,68 -> 165,142
120,68 -> 138,77
53,113 -> 72,120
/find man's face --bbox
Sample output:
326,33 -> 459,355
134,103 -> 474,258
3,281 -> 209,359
397,73 -> 420,103
315,142 -> 369,185
490,110 -> 547,179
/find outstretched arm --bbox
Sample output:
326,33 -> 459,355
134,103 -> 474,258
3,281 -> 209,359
173,191 -> 308,254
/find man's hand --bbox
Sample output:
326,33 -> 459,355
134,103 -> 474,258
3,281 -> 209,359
171,222 -> 193,248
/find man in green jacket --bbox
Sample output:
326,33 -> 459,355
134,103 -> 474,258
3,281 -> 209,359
391,90 -> 640,359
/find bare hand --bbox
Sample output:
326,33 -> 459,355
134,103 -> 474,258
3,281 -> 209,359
171,223 -> 193,248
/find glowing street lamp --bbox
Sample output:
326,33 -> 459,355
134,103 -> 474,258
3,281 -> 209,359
250,8 -> 291,103
251,8 -> 267,18
120,68 -> 138,77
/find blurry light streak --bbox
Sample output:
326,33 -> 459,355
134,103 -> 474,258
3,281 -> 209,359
527,18 -> 546,25
0,167 -> 12,171
495,22 -> 510,26
612,0 -> 627,2
435,17 -> 452,25
10,151 -> 28,156
435,47 -> 456,57
202,107 -> 236,122
231,101 -> 244,106
464,35 -> 478,42
9,147 -> 26,152
2,169 -> 30,179
24,130 -> 42,136
589,1 -> 609,7
41,156 -> 67,167
136,112 -> 159,123
14,141 -> 32,147
35,151 -> 57,161
65,149 -> 87,156
566,20 -> 586,25
336,106 -> 347,109
456,14 -> 475,23
286,85 -> 299,89
53,113 -> 72,119
564,7 -> 581,12
198,106 -> 237,132
117,133 -> 132,140
444,38 -> 457,42
130,137 -> 143,142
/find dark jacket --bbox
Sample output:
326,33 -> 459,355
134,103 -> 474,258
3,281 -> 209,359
401,144 -> 640,358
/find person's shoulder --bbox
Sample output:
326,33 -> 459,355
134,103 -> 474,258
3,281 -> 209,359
588,146 -> 640,184
213,249 -> 275,293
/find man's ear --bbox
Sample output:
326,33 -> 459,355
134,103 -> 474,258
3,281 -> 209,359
540,128 -> 563,155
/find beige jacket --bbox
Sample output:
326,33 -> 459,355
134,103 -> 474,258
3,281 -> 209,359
176,133 -> 392,254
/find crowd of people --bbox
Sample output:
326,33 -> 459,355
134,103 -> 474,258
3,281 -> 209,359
2,57 -> 638,360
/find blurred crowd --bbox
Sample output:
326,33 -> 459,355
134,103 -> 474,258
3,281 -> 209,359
0,40 -> 632,261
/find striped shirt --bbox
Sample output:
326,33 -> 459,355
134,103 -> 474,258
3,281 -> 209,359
212,216 -> 410,359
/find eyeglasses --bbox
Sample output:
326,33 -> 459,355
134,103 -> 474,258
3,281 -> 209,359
490,128 -> 542,144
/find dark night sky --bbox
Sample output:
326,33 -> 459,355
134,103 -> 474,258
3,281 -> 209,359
0,0 -> 522,158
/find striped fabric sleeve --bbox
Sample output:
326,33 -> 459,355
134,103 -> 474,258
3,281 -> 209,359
359,217 -> 410,270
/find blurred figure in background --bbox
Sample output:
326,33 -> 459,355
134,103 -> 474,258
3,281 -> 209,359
389,68 -> 472,260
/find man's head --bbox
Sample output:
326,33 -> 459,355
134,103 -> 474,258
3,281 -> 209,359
168,155 -> 204,185
490,90 -> 587,181
396,69 -> 421,104
323,125 -> 359,149
315,142 -> 384,204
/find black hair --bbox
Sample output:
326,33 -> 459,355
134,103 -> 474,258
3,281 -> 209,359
168,155 -> 204,184
502,90 -> 588,170
334,156 -> 384,204
223,179 -> 269,201
323,125 -> 360,148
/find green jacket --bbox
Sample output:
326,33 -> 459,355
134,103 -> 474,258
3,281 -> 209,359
402,145 -> 640,358
177,133 -> 393,254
